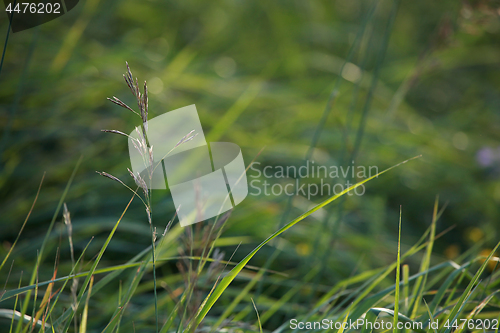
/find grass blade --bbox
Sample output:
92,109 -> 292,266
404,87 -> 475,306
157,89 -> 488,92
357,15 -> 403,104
337,308 -> 350,333
443,243 -> 500,333
54,192 -> 136,331
15,156 -> 82,333
251,298 -> 262,333
394,207 -> 402,333
408,196 -> 439,319
79,276 -> 94,333
190,156 -> 420,329
403,264 -> 409,314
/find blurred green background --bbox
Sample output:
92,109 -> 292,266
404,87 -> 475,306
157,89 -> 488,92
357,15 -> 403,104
1,0 -> 500,330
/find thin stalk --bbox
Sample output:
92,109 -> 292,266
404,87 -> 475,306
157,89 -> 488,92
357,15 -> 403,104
308,1 -> 379,288
141,118 -> 159,333
252,0 -> 378,304
312,0 -> 401,296
150,218 -> 159,333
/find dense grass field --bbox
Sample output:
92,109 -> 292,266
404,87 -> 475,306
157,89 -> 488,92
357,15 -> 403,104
1,0 -> 500,332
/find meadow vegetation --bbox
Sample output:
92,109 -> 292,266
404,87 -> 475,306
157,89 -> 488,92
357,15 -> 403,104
1,0 -> 500,331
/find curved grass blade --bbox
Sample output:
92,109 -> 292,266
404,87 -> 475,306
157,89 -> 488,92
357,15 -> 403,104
408,197 -> 438,319
417,262 -> 466,326
79,275 -> 94,333
56,193 -> 136,331
52,225 -> 182,328
15,156 -> 82,333
0,309 -> 50,330
361,308 -> 426,333
284,219 -> 453,333
38,238 -> 93,333
345,261 -> 459,325
191,156 -> 421,329
337,308 -> 350,333
360,309 -> 379,333
0,233 -> 190,303
423,299 -> 438,333
394,207 -> 402,333
251,298 -> 262,333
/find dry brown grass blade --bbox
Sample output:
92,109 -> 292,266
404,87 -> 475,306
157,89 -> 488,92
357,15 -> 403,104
32,268 -> 57,331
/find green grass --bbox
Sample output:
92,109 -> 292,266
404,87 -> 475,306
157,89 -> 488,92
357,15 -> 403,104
1,0 -> 500,332
1,153 -> 499,332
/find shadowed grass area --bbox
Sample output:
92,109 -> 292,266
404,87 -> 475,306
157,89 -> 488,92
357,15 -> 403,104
1,0 -> 500,332
1,175 -> 499,332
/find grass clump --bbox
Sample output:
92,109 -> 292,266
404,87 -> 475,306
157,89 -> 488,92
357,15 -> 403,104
0,68 -> 498,331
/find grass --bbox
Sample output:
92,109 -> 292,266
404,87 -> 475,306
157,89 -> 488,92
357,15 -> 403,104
1,0 -> 500,332
2,182 -> 499,332
0,102 -> 498,331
